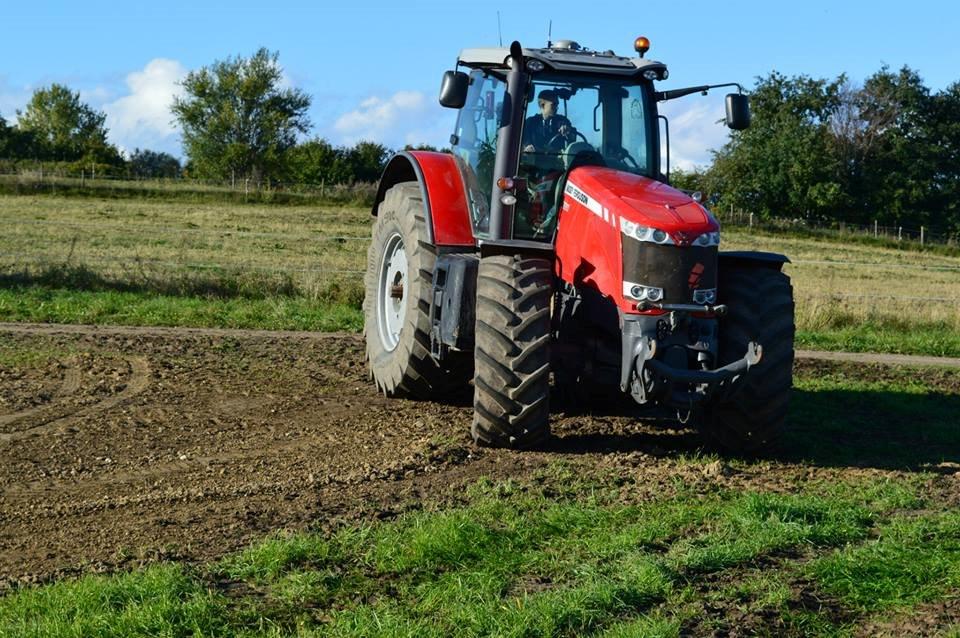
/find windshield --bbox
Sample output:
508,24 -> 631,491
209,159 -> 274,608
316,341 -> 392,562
511,73 -> 656,241
519,73 -> 654,176
448,69 -> 658,242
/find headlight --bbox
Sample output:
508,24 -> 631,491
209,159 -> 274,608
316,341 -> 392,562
620,218 -> 674,245
624,281 -> 664,302
694,230 -> 721,247
693,288 -> 717,304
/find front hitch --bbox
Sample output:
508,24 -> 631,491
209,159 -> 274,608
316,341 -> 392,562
640,341 -> 762,407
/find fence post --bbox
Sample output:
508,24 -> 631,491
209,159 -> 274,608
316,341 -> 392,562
898,226 -> 902,241
921,226 -> 925,246
874,219 -> 878,237
81,170 -> 85,188
749,212 -> 754,228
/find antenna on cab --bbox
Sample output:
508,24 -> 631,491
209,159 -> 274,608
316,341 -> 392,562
497,11 -> 503,47
547,19 -> 552,47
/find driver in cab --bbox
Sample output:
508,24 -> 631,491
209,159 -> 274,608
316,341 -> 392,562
522,89 -> 574,154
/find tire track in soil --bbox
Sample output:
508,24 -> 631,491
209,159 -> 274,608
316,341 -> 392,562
0,322 -> 957,589
0,364 -> 80,429
0,356 -> 150,443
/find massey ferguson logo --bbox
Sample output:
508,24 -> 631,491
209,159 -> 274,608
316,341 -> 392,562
565,183 -> 588,205
688,263 -> 705,289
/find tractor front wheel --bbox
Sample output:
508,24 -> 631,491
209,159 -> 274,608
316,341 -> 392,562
702,266 -> 795,452
472,254 -> 553,448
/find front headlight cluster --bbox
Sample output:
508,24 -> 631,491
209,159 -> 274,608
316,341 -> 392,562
623,281 -> 664,302
692,288 -> 717,304
620,218 -> 673,245
694,231 -> 721,247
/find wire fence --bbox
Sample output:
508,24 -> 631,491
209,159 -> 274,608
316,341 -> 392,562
716,209 -> 960,248
2,165 -> 958,247
4,217 -> 371,242
2,227 -> 959,306
1,175 -> 959,307
0,169 -> 379,205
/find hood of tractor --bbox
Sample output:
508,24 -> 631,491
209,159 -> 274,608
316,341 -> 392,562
554,166 -> 720,313
563,167 -> 718,244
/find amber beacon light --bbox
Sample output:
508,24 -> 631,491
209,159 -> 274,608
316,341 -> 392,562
634,36 -> 650,57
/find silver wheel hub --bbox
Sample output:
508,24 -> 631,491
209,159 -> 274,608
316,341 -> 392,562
376,232 -> 408,352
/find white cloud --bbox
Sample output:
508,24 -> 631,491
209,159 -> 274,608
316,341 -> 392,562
332,90 -> 453,149
103,59 -> 187,156
658,95 -> 730,172
0,76 -> 30,122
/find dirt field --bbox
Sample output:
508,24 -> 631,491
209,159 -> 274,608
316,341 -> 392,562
2,322 -> 958,595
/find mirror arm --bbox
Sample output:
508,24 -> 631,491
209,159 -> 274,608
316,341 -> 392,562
658,114 -> 670,184
656,82 -> 745,102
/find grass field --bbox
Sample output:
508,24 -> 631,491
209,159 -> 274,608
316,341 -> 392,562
2,192 -> 959,634
1,194 -> 958,355
4,356 -> 960,635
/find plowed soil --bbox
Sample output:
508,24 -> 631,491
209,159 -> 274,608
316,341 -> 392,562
0,323 -> 956,591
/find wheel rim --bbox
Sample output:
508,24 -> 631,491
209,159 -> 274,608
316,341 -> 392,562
376,232 -> 408,352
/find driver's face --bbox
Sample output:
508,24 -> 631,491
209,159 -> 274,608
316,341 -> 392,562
539,99 -> 557,118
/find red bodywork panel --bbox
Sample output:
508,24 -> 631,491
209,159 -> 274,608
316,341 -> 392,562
555,167 -> 719,313
408,151 -> 475,247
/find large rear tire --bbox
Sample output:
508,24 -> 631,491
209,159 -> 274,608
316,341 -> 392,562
364,182 -> 471,398
472,254 -> 553,448
703,266 -> 795,452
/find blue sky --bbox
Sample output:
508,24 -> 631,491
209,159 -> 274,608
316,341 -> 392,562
2,0 -> 957,167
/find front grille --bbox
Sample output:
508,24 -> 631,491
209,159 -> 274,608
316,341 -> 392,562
622,241 -> 718,303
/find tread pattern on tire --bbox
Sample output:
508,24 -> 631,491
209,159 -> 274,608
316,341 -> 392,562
705,266 -> 795,452
363,182 -> 471,399
472,254 -> 553,448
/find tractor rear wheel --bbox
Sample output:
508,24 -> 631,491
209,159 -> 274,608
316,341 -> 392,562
364,182 -> 471,398
703,266 -> 795,452
472,254 -> 553,448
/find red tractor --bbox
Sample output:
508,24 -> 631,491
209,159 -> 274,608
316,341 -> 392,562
364,38 -> 794,451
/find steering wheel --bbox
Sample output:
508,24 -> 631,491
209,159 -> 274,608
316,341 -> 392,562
615,146 -> 641,170
546,128 -> 588,151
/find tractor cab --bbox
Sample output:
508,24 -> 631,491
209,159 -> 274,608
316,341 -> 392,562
444,40 -> 666,243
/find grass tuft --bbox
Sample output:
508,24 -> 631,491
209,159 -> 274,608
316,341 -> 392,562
810,511 -> 960,612
0,564 -> 228,638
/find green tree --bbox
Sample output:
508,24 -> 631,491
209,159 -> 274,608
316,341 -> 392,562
172,48 -> 311,184
16,83 -> 119,163
708,72 -> 845,221
346,141 -> 390,182
853,66 -> 938,227
931,82 -> 960,233
0,114 -> 9,157
286,139 -> 392,185
286,138 -> 351,184
128,148 -> 182,178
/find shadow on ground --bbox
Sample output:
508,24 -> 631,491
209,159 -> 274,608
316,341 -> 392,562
776,386 -> 960,470
545,368 -> 960,472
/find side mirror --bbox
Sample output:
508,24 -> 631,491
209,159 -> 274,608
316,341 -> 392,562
439,71 -> 469,109
725,93 -> 750,130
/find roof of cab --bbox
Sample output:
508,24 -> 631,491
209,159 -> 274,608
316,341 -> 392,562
457,40 -> 667,77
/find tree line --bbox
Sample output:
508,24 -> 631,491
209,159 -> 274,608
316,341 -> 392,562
675,66 -> 960,234
0,49 -> 425,185
3,47 -> 958,233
